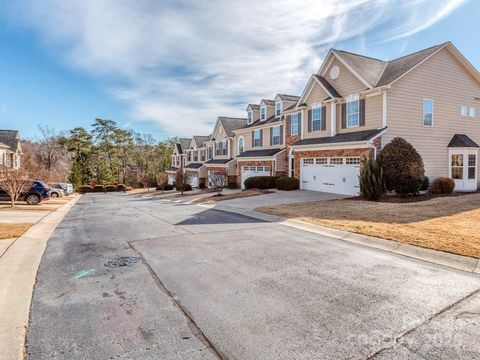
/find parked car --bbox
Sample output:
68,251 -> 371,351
0,180 -> 51,205
51,183 -> 73,196
49,185 -> 65,198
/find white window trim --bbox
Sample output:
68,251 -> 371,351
291,113 -> 300,136
260,106 -> 267,121
253,130 -> 261,147
423,98 -> 434,127
275,101 -> 282,118
346,98 -> 360,128
312,105 -> 322,132
272,126 -> 281,145
238,136 -> 245,154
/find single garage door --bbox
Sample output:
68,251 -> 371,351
167,174 -> 175,185
300,157 -> 360,195
208,170 -> 226,188
188,174 -> 199,188
241,166 -> 270,189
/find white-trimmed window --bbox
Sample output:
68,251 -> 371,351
461,106 -> 468,117
272,127 -> 280,145
346,157 -> 361,165
291,113 -> 300,135
303,158 -> 314,165
253,130 -> 261,147
312,107 -> 322,131
238,137 -> 245,154
451,154 -> 463,179
260,106 -> 267,121
247,111 -> 253,124
423,99 -> 433,126
347,99 -> 359,128
469,107 -> 476,118
330,158 -> 344,165
469,154 -> 476,179
275,101 -> 282,118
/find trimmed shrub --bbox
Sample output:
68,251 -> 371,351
431,177 -> 455,194
227,180 -> 238,189
276,176 -> 299,191
116,184 -> 126,192
244,176 -> 277,190
421,176 -> 430,191
105,185 -> 116,192
199,181 -> 206,189
94,185 -> 105,192
359,158 -> 386,201
377,137 -> 425,195
78,185 -> 93,193
176,183 -> 192,192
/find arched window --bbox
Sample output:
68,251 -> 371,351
238,137 -> 245,154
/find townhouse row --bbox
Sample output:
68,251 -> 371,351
0,130 -> 22,170
167,42 -> 480,195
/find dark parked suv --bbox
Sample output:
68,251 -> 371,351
0,181 -> 51,205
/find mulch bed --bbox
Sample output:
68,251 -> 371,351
353,190 -> 480,203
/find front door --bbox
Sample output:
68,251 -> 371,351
449,149 -> 478,191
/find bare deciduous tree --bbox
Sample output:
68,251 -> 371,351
175,170 -> 190,195
209,172 -> 226,196
0,164 -> 35,207
156,173 -> 169,193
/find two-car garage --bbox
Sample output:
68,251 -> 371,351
300,157 -> 361,196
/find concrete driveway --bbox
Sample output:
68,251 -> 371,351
27,193 -> 480,359
216,189 -> 347,210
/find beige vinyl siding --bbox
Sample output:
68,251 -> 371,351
275,150 -> 286,172
302,82 -> 331,139
227,160 -> 237,176
323,58 -> 366,97
335,93 -> 383,134
236,126 -> 284,151
282,100 -> 297,111
383,47 -> 480,180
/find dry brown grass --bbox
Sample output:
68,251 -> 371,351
259,193 -> 480,259
0,223 -> 33,240
193,189 -> 266,203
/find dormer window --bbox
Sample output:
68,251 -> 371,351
247,111 -> 253,124
275,101 -> 282,118
260,106 -> 267,121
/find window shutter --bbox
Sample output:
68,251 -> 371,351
280,125 -> 284,145
260,129 -> 263,147
252,131 -> 255,147
360,98 -> 366,127
322,106 -> 327,131
342,103 -> 347,129
270,127 -> 273,146
298,113 -> 302,135
307,109 -> 312,132
286,115 -> 291,136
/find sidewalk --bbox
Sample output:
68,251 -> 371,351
0,197 -> 79,360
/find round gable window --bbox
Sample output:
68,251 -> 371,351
330,65 -> 340,80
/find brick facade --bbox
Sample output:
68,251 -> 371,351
293,148 -> 372,179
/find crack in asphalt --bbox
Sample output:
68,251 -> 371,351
366,287 -> 480,359
128,240 -> 227,360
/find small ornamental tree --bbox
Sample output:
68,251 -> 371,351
156,173 -> 169,193
377,137 -> 425,195
0,165 -> 35,207
359,158 -> 386,201
209,172 -> 226,196
175,169 -> 190,195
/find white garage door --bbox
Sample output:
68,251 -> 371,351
241,166 -> 270,189
167,174 -> 175,185
188,174 -> 199,188
208,170 -> 226,188
300,157 -> 360,196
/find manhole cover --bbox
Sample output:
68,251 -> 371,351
104,256 -> 141,268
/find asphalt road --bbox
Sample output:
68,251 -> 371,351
27,193 -> 480,359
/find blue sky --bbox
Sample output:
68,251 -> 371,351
0,0 -> 479,140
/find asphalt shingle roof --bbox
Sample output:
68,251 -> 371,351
277,94 -> 300,102
0,130 -> 20,151
185,162 -> 204,169
218,117 -> 247,137
447,134 -> 479,148
177,138 -> 192,153
204,158 -> 233,164
293,128 -> 385,146
237,148 -> 283,158
314,75 -> 342,98
192,135 -> 211,148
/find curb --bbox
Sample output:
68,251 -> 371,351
0,196 -> 80,360
195,202 -> 480,275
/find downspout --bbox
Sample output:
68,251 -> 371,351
368,140 -> 377,159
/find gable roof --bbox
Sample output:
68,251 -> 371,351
176,138 -> 192,153
314,75 -> 341,98
247,104 -> 260,111
319,42 -> 455,89
237,148 -> 283,158
448,134 -> 479,148
293,128 -> 386,146
0,130 -> 21,152
218,117 -> 247,137
260,99 -> 275,107
192,135 -> 211,148
276,94 -> 300,102
0,141 -> 9,149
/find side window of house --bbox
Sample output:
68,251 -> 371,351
247,111 -> 252,124
423,99 -> 433,126
291,113 -> 300,135
238,137 -> 244,154
272,127 -> 280,145
275,101 -> 281,118
312,107 -> 322,131
222,140 -> 228,155
254,130 -> 261,147
347,99 -> 359,127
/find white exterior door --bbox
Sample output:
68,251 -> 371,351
300,157 -> 361,196
189,174 -> 199,188
449,149 -> 478,191
240,166 -> 270,189
167,175 -> 175,185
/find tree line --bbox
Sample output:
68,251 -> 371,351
24,119 -> 175,188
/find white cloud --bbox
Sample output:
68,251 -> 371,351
1,0 -> 467,136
